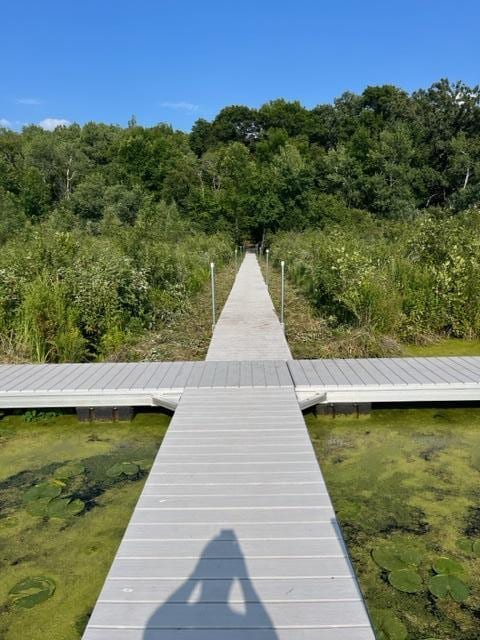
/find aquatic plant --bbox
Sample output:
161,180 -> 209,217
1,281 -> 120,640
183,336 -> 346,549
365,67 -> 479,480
428,556 -> 470,603
23,410 -> 61,423
47,497 -> 85,518
371,608 -> 408,640
53,462 -> 85,479
23,478 -> 84,519
8,577 -> 56,609
456,537 -> 480,556
428,574 -> 470,603
388,568 -> 423,593
106,461 -> 140,478
432,557 -> 464,576
372,542 -> 423,592
23,481 -> 62,502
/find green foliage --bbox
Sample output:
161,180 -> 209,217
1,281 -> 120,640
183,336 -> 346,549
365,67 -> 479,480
47,497 -> 85,518
23,475 -> 85,520
371,608 -> 408,640
1,79 -> 479,361
106,461 -> 140,478
53,462 -> 85,479
432,556 -> 464,576
372,541 -> 423,594
23,410 -> 62,422
0,211 -> 231,361
427,556 -> 470,603
270,211 -> 480,346
388,568 -> 423,593
8,576 -> 56,609
23,481 -> 62,502
428,574 -> 470,603
456,537 -> 480,556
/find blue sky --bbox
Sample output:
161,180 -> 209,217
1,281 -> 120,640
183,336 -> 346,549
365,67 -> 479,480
1,0 -> 479,132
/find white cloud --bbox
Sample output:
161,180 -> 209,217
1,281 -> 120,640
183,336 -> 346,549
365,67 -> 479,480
0,118 -> 12,129
159,101 -> 199,111
38,117 -> 71,131
16,98 -> 44,105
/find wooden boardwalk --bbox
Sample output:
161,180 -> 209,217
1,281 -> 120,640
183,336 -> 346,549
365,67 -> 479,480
82,256 -> 375,640
206,253 -> 291,361
1,356 -> 480,408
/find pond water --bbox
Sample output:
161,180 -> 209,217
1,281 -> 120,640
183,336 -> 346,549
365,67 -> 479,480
0,411 -> 169,640
1,407 -> 480,639
307,408 -> 480,640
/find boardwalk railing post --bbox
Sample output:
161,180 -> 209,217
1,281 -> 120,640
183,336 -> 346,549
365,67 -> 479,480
235,247 -> 238,272
280,260 -> 285,329
265,249 -> 269,288
210,262 -> 216,330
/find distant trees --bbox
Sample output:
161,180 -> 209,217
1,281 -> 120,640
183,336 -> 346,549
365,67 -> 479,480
1,79 -> 479,243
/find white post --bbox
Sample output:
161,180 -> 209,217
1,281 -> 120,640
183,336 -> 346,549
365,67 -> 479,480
235,247 -> 238,272
265,249 -> 269,288
210,262 -> 216,330
280,260 -> 285,328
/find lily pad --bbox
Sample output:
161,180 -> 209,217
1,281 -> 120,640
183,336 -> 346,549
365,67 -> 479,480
456,537 -> 472,553
8,576 -> 56,609
372,543 -> 422,571
133,459 -> 152,472
106,461 -> 140,478
432,556 -> 464,576
372,547 -> 407,571
47,497 -> 85,518
398,547 -> 422,566
371,608 -> 408,640
388,568 -> 423,593
428,574 -> 470,602
53,462 -> 85,479
26,497 -> 53,517
23,482 -> 62,503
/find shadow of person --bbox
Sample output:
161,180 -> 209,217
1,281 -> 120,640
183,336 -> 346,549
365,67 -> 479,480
144,529 -> 279,638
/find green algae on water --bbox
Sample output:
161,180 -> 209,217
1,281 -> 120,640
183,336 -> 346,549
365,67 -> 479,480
0,411 -> 169,640
307,407 -> 480,639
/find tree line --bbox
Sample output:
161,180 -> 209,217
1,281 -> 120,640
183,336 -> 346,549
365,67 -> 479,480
1,78 -> 479,244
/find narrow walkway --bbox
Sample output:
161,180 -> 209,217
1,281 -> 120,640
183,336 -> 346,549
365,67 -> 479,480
206,253 -> 291,361
82,256 -> 375,640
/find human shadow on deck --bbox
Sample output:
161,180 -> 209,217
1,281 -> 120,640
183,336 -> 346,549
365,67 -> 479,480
144,529 -> 279,639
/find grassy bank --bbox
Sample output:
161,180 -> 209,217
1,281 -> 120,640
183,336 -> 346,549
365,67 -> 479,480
403,339 -> 480,357
0,411 -> 170,640
307,408 -> 480,639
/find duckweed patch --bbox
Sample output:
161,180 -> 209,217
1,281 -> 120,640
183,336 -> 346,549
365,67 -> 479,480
307,407 -> 480,639
0,411 -> 169,639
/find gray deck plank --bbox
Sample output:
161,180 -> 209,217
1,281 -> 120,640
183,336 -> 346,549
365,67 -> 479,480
206,254 -> 291,361
84,629 -> 375,640
82,385 -> 373,640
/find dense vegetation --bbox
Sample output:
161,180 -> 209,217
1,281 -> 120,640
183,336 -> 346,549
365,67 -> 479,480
270,211 -> 480,353
1,78 -> 479,359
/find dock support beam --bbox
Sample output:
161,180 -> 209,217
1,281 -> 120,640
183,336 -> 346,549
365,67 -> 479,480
76,406 -> 134,422
314,403 -> 371,418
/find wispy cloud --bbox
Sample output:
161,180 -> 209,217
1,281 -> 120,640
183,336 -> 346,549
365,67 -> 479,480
16,98 -> 44,105
0,118 -> 12,129
159,101 -> 199,111
39,117 -> 71,131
